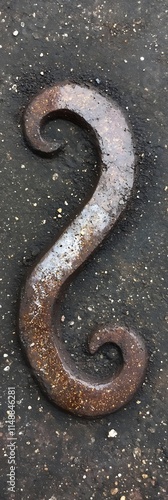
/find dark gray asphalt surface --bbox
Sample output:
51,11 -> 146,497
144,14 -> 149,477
0,1 -> 168,499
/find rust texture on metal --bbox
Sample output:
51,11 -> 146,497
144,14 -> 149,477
19,82 -> 148,417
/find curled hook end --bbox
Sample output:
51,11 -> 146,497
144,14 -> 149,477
88,325 -> 125,355
31,139 -> 65,157
23,103 -> 65,156
23,122 -> 65,156
88,325 -> 148,399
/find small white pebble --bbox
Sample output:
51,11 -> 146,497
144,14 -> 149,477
4,366 -> 10,371
111,488 -> 119,496
11,84 -> 17,92
140,56 -> 144,61
52,172 -> 58,181
13,30 -> 19,37
108,429 -> 118,438
28,406 -> 32,410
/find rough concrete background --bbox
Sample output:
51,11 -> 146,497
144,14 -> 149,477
0,1 -> 167,499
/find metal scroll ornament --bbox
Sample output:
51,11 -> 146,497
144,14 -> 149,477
19,83 -> 147,417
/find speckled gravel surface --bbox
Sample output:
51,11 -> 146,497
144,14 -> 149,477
0,1 -> 168,499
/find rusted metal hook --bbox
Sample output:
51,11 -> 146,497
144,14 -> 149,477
19,82 -> 147,417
